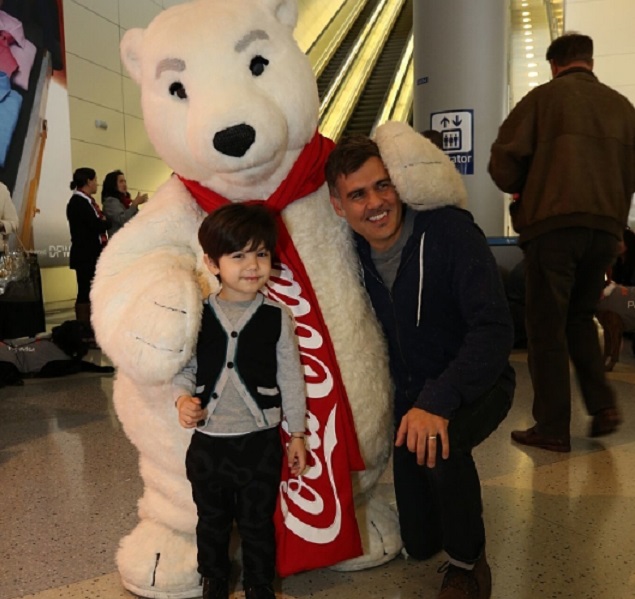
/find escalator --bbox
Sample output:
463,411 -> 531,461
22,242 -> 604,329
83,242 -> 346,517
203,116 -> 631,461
342,0 -> 413,136
316,0 -> 383,101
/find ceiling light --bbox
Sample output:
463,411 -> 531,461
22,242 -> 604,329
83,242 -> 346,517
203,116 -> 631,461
528,72 -> 538,77
526,53 -> 534,58
529,82 -> 538,87
525,45 -> 534,50
528,62 -> 537,67
524,32 -> 532,37
523,24 -> 532,29
523,18 -> 531,23
526,37 -> 533,42
522,11 -> 530,16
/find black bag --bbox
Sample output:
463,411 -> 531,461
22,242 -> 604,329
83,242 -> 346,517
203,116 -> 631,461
0,252 -> 46,339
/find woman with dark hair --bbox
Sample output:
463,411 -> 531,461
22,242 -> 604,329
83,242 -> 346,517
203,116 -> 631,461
66,167 -> 108,332
101,170 -> 148,237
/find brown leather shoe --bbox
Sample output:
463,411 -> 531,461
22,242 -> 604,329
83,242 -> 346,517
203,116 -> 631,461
590,407 -> 622,437
511,425 -> 571,452
438,552 -> 491,599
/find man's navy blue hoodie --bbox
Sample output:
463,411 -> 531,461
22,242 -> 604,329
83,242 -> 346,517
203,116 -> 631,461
354,205 -> 515,423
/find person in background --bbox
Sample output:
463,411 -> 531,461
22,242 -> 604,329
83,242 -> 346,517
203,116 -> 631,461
174,203 -> 307,599
609,227 -> 635,287
66,167 -> 108,332
101,170 -> 148,237
489,32 -> 635,452
422,129 -> 444,150
0,181 -> 18,237
326,133 -> 515,599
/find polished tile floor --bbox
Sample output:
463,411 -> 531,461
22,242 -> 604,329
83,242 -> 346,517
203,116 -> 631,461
2,307 -> 635,599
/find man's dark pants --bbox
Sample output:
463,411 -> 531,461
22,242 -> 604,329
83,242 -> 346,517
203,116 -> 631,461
523,227 -> 618,439
394,366 -> 514,564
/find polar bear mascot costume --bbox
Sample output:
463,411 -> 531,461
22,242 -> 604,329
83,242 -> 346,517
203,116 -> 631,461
90,0 -> 415,597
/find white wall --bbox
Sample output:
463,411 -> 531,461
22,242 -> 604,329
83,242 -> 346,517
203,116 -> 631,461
62,0 -> 179,198
564,0 -> 635,227
564,0 -> 635,102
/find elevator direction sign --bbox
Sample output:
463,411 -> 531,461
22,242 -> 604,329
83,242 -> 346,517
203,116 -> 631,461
430,109 -> 474,175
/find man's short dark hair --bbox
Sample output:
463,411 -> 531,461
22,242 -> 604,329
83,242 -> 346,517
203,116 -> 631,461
546,32 -> 593,66
198,203 -> 278,263
325,135 -> 382,198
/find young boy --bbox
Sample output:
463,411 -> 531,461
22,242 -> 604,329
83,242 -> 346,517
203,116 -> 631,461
174,203 -> 307,599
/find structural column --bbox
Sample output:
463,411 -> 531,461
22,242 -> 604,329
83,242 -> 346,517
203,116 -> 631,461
413,0 -> 509,236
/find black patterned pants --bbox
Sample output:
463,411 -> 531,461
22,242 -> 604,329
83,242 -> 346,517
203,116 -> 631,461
185,428 -> 282,586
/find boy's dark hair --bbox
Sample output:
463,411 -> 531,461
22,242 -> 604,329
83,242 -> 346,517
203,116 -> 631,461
546,33 -> 593,67
198,203 -> 278,263
325,135 -> 382,198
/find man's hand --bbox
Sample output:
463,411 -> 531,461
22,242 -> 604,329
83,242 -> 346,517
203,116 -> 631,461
176,395 -> 207,429
395,407 -> 450,468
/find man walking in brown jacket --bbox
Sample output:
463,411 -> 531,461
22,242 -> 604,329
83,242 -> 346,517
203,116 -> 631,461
489,32 -> 635,452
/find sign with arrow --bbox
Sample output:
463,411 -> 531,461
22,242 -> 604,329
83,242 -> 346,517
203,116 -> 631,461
430,109 -> 474,175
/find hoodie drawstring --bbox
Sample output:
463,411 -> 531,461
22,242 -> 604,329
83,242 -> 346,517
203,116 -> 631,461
416,233 -> 425,327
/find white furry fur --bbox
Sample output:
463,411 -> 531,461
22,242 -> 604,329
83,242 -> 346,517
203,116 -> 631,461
375,120 -> 468,211
91,1 -> 400,596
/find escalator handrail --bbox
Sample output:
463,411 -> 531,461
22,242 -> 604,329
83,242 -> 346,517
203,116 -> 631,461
319,0 -> 391,119
319,0 -> 408,140
307,0 -> 370,78
372,32 -> 414,135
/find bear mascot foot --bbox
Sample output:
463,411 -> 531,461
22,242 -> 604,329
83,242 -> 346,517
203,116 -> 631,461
117,520 -> 201,599
329,492 -> 402,571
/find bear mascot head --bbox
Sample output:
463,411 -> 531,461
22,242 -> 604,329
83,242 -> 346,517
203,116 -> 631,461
88,1 -> 448,597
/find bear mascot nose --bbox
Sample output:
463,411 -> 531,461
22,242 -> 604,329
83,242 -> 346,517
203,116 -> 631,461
213,123 -> 256,157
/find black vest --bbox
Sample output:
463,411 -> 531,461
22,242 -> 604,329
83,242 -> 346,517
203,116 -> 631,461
195,300 -> 282,410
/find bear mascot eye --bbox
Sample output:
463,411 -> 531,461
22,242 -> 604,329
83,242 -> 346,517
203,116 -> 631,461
249,55 -> 269,77
169,81 -> 188,99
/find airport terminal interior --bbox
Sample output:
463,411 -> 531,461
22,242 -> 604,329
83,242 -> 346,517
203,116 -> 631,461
2,313 -> 635,599
2,0 -> 635,598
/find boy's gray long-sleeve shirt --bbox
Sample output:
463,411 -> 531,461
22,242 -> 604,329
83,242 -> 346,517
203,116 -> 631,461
173,294 -> 307,436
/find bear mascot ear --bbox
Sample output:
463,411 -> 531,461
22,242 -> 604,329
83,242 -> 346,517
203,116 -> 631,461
260,0 -> 298,29
120,28 -> 145,84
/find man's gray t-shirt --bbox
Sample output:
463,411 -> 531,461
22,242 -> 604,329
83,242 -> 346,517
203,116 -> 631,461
371,207 -> 416,289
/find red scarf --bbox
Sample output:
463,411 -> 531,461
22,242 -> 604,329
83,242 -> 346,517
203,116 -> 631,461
179,131 -> 365,575
120,192 -> 132,209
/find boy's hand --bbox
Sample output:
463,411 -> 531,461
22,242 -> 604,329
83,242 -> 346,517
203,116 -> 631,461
287,437 -> 307,476
176,395 -> 207,429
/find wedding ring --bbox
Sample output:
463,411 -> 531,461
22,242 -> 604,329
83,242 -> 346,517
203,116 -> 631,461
428,436 -> 437,440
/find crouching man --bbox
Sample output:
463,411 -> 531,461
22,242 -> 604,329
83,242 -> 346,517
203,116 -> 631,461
326,127 -> 515,599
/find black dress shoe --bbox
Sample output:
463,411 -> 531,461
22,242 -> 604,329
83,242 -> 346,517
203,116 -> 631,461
202,577 -> 229,599
244,584 -> 276,599
511,425 -> 571,452
590,407 -> 622,437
